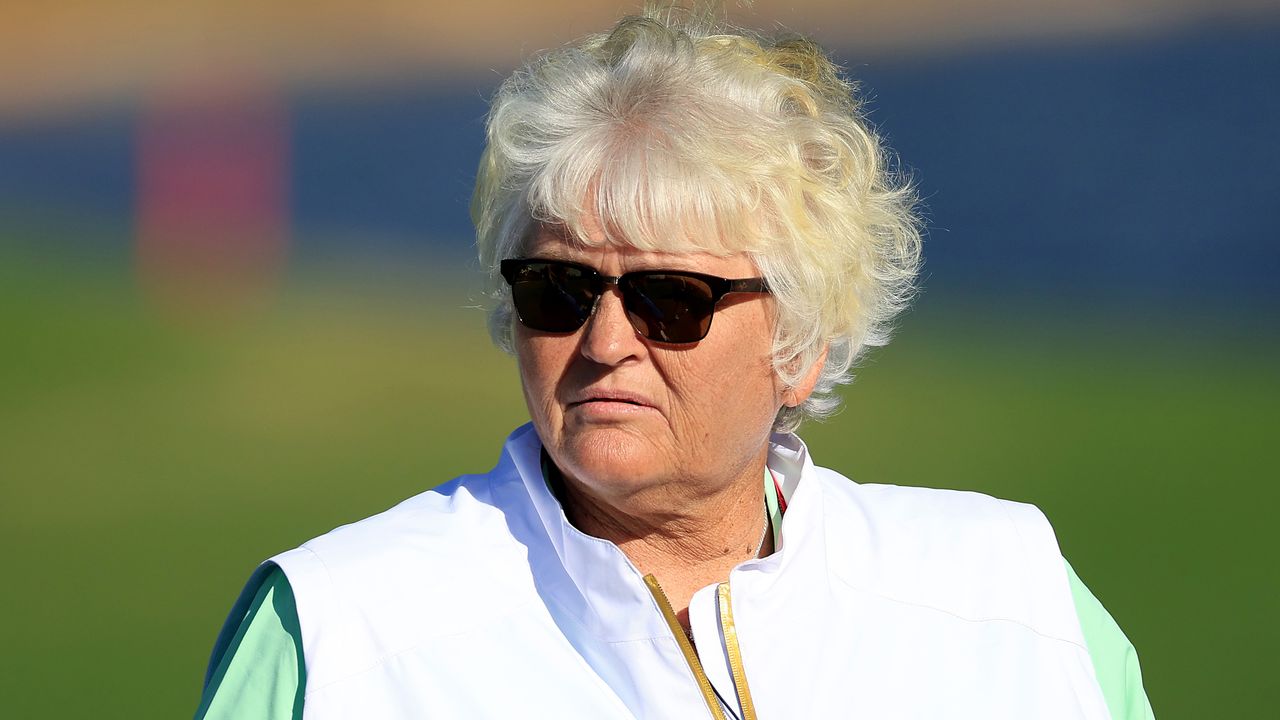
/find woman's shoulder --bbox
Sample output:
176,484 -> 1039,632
288,425 -> 542,567
260,467 -> 544,686
276,470 -> 532,589
813,465 -> 1054,538
809,467 -> 1082,642
778,433 -> 1052,538
295,474 -> 497,552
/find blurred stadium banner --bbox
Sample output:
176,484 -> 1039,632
135,77 -> 289,320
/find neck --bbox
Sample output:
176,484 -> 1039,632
548,452 -> 771,631
562,479 -> 768,567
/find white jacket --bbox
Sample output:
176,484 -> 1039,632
270,423 -> 1111,719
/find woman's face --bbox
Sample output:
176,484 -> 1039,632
513,219 -> 818,510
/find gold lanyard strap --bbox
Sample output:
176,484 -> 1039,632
717,582 -> 759,720
643,574 -> 728,720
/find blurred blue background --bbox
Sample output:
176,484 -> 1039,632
1,2 -> 1277,717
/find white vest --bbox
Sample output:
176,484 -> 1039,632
269,423 -> 1111,719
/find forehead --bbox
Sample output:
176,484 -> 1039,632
524,222 -> 758,276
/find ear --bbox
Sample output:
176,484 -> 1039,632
781,345 -> 829,408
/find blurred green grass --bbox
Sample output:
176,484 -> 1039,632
1,246 -> 1276,718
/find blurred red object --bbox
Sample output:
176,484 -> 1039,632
135,77 -> 289,321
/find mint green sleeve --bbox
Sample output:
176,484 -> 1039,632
194,567 -> 305,720
1066,560 -> 1156,720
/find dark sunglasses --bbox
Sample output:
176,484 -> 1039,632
500,258 -> 770,344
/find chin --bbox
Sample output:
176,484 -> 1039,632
556,425 -> 665,489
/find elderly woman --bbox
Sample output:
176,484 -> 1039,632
196,8 -> 1154,720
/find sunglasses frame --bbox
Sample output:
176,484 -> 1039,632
499,257 -> 770,344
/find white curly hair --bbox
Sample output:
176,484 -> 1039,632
472,5 -> 922,432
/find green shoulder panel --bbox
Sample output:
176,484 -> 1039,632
1066,560 -> 1156,720
194,567 -> 305,720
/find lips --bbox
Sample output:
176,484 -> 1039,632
567,389 -> 656,410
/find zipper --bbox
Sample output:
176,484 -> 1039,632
716,581 -> 759,720
643,574 -> 728,720
716,579 -> 752,717
644,575 -> 761,720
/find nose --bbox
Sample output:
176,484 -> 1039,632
579,285 -> 645,365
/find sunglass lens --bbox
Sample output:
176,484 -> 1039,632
510,262 -> 596,332
623,274 -> 715,343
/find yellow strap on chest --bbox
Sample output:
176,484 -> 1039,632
717,581 -> 759,720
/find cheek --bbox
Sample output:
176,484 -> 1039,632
726,356 -> 781,418
514,335 -> 568,418
666,337 -> 780,431
713,314 -> 784,426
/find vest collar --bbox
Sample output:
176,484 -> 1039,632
494,422 -> 831,643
